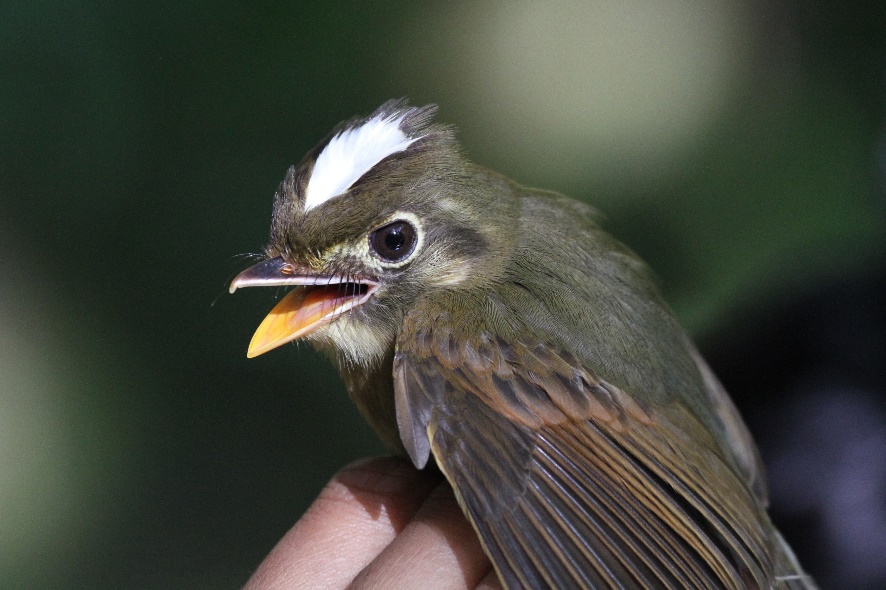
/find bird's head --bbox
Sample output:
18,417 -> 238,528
230,101 -> 517,367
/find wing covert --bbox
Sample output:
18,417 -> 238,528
393,328 -> 812,589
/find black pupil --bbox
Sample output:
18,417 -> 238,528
373,221 -> 416,262
384,226 -> 405,251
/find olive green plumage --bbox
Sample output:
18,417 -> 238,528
234,100 -> 817,589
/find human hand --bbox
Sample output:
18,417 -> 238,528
244,457 -> 503,590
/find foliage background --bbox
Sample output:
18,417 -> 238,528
2,2 -> 884,588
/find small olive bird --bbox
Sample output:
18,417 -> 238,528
230,101 -> 816,589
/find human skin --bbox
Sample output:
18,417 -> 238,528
244,457 -> 503,590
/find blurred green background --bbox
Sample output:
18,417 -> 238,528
2,1 -> 884,588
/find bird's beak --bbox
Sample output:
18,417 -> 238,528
230,257 -> 378,358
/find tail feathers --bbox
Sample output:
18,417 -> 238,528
772,530 -> 818,590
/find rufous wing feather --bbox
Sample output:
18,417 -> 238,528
394,330 -> 815,589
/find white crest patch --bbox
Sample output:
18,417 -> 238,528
304,112 -> 420,212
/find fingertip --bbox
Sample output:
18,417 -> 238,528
348,480 -> 493,589
244,457 -> 440,590
335,456 -> 426,496
329,456 -> 442,528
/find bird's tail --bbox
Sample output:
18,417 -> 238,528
772,530 -> 818,590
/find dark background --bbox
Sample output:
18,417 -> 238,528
2,2 -> 884,588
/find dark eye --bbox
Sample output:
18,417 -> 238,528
370,220 -> 417,263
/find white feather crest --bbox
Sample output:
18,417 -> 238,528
303,112 -> 419,212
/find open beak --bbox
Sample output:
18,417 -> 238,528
230,257 -> 378,358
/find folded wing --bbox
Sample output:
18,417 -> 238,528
394,330 -> 813,589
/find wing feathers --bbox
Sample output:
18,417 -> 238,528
397,328 -> 813,588
615,411 -> 771,580
531,450 -> 660,588
536,434 -> 702,588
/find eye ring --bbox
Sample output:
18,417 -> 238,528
369,219 -> 418,264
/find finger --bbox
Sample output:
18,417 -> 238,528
350,480 -> 493,590
245,457 -> 440,590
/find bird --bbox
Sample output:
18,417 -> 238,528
230,100 -> 817,589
